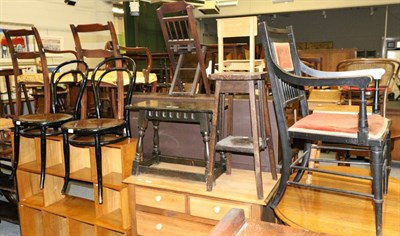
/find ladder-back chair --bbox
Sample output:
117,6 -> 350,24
70,21 -> 155,118
157,1 -> 210,96
3,27 -> 76,116
259,21 -> 391,236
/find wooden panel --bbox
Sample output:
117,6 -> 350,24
135,186 -> 186,213
69,219 -> 95,235
136,211 -> 213,236
298,48 -> 357,71
189,196 -> 251,221
19,205 -> 44,236
42,212 -> 69,236
96,186 -> 131,231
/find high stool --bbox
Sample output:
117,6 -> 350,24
207,71 -> 277,199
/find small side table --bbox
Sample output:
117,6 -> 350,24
126,100 -> 226,184
208,71 -> 277,199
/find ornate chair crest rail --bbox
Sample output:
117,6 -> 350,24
259,21 -> 391,236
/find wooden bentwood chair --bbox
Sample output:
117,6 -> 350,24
11,60 -> 89,189
259,22 -> 391,236
61,56 -> 136,204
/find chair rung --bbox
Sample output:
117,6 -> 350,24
287,181 -> 374,199
291,165 -> 373,181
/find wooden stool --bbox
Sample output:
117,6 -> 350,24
208,71 -> 277,199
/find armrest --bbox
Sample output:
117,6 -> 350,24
274,62 -> 372,89
300,61 -> 385,81
120,46 -> 153,84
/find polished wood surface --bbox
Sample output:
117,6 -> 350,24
210,208 -> 327,236
298,48 -> 357,71
275,166 -> 400,236
124,164 -> 279,206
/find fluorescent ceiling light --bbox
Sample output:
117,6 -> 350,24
272,0 -> 294,3
112,6 -> 124,14
216,0 -> 238,6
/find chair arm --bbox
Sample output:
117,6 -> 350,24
274,63 -> 372,89
300,61 -> 385,81
120,46 -> 153,84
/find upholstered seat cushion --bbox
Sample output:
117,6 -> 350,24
289,113 -> 390,140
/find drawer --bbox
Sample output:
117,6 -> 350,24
189,196 -> 251,221
136,211 -> 213,236
135,186 -> 186,213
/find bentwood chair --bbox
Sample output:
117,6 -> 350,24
259,21 -> 391,236
336,58 -> 400,117
61,56 -> 136,204
11,60 -> 89,189
3,27 -> 77,116
157,1 -> 210,96
70,21 -> 155,118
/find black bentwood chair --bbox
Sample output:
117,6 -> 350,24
12,60 -> 89,189
258,21 -> 391,236
61,56 -> 136,204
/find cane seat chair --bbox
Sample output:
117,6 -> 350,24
259,21 -> 391,236
336,58 -> 400,117
3,27 -> 77,116
61,56 -> 136,204
11,60 -> 89,189
157,1 -> 210,96
70,21 -> 155,118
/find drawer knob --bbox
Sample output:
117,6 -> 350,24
156,223 -> 163,231
213,206 -> 221,214
154,195 -> 162,202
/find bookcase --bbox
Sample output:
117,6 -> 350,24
16,135 -> 137,236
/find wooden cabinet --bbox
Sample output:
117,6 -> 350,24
298,48 -> 357,71
125,164 -> 279,236
16,134 -> 137,236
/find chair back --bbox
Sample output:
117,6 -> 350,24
217,16 -> 263,72
70,22 -> 120,62
91,56 -> 136,121
3,27 -> 51,114
157,1 -> 209,95
50,60 -> 89,119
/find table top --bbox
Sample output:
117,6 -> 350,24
126,99 -> 214,113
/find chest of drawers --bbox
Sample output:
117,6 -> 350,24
124,164 -> 279,236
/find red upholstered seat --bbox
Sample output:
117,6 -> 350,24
290,113 -> 389,139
